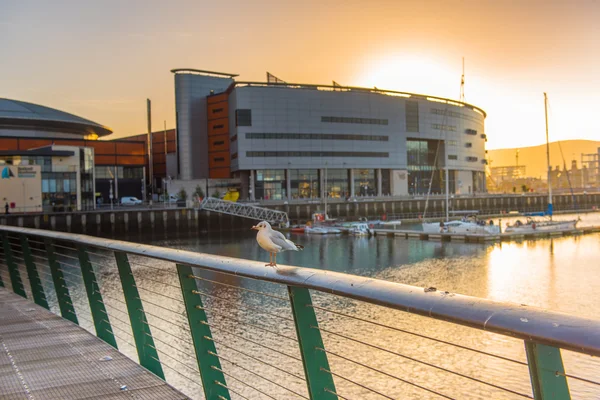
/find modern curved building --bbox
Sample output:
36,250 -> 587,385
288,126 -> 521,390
173,69 -> 488,201
0,98 -> 147,210
0,98 -> 112,140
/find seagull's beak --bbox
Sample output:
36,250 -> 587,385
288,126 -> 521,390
251,226 -> 258,230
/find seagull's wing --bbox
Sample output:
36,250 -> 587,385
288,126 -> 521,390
269,229 -> 301,251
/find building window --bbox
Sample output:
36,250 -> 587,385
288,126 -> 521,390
354,169 -> 376,196
123,167 -> 143,179
214,157 -> 225,162
236,109 -> 252,126
325,169 -> 350,198
407,139 -> 442,194
213,124 -> 224,129
255,169 -> 285,200
213,140 -> 225,146
480,133 -> 487,139
447,140 -> 458,146
381,169 -> 391,196
321,116 -> 388,125
212,108 -> 224,114
466,156 -> 478,162
245,133 -> 388,141
290,169 -> 319,199
405,101 -> 419,132
246,151 -> 388,158
465,128 -> 477,135
448,155 -> 458,160
465,142 -> 473,148
432,123 -> 457,132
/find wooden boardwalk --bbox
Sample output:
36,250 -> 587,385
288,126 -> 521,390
0,289 -> 188,400
373,225 -> 600,243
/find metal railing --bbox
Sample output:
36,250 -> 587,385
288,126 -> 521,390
200,197 -> 289,227
0,225 -> 599,399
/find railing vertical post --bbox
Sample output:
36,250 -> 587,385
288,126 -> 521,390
45,239 -> 78,324
114,251 -> 164,380
525,341 -> 571,400
1,232 -> 27,298
176,264 -> 230,400
287,286 -> 337,400
77,244 -> 118,349
20,235 -> 49,309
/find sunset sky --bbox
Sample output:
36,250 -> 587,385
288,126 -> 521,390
1,0 -> 599,150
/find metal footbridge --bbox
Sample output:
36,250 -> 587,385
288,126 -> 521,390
1,225 -> 600,399
199,197 -> 289,226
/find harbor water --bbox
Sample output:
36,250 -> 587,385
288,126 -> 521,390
46,211 -> 600,399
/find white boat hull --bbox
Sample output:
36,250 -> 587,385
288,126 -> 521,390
505,220 -> 578,233
422,221 -> 500,235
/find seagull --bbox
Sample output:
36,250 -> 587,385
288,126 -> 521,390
252,221 -> 304,266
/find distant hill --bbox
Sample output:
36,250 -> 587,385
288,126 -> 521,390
488,140 -> 600,178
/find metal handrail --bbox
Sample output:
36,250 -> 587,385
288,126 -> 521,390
1,225 -> 599,358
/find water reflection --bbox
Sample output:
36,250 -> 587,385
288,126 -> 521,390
20,212 -> 600,399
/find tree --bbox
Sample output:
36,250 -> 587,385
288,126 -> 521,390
194,185 -> 205,199
212,190 -> 221,199
178,187 -> 188,201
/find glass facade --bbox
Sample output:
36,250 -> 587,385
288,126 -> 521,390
324,169 -> 349,198
80,148 -> 95,210
255,169 -> 286,200
407,139 -> 443,194
381,169 -> 391,196
353,169 -> 376,196
290,169 -> 319,199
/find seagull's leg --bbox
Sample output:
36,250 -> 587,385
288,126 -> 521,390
266,252 -> 272,267
273,253 -> 278,267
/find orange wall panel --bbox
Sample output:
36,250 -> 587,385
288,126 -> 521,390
115,142 -> 146,156
207,118 -> 229,136
116,155 -> 146,165
95,155 -> 117,165
208,93 -> 228,104
207,102 -> 228,120
87,141 -> 117,154
208,151 -> 230,169
52,140 -> 84,147
18,139 -> 52,150
209,167 -> 231,179
208,135 -> 230,153
0,138 -> 18,151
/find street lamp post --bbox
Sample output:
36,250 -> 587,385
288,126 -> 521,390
109,179 -> 114,210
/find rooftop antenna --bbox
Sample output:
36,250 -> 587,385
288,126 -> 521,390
459,57 -> 465,103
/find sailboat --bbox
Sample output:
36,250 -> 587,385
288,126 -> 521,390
421,109 -> 499,235
504,93 -> 579,233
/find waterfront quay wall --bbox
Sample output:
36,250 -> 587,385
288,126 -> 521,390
0,208 -> 247,235
271,193 -> 600,222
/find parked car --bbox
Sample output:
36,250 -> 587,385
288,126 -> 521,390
120,196 -> 142,206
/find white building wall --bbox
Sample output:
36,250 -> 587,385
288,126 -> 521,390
229,86 -> 486,177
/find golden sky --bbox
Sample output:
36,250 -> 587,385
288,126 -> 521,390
1,0 -> 599,150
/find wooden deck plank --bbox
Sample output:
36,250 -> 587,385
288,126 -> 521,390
0,288 -> 189,400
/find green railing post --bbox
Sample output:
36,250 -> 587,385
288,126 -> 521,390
77,244 -> 118,349
288,286 -> 337,400
114,251 -> 164,379
20,235 -> 49,309
45,238 -> 78,324
525,341 -> 571,400
177,264 -> 230,400
1,232 -> 27,298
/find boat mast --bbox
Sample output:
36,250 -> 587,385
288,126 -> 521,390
324,165 -> 328,219
544,92 -> 552,219
445,165 -> 449,222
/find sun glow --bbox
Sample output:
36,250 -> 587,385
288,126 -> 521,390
355,54 -> 459,98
